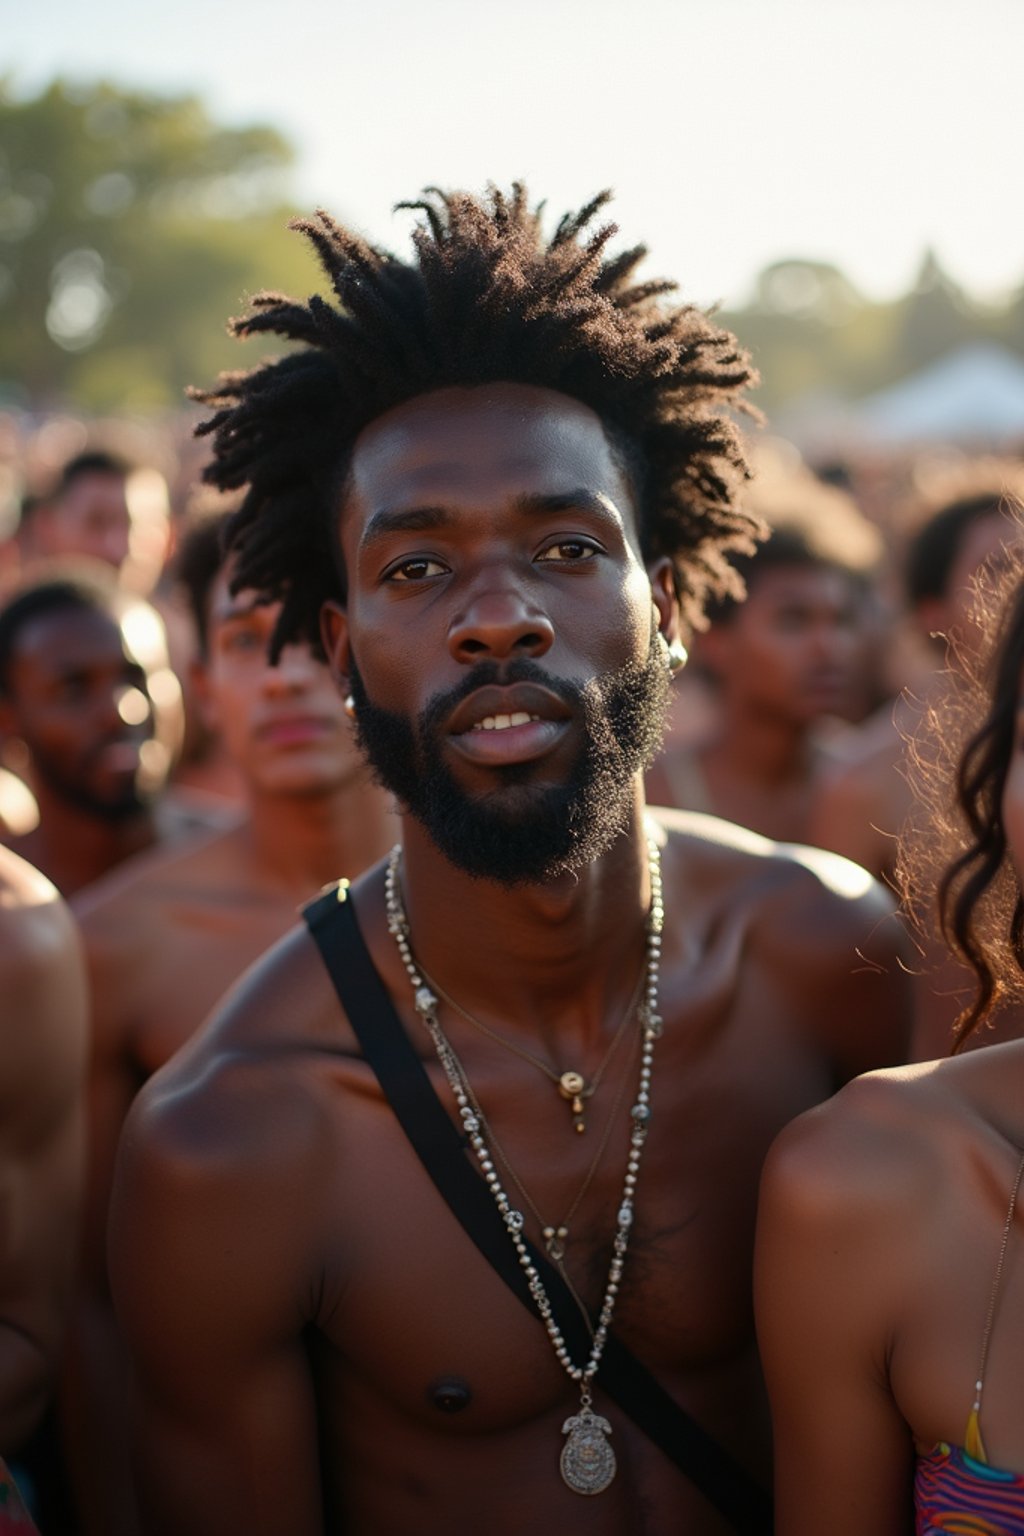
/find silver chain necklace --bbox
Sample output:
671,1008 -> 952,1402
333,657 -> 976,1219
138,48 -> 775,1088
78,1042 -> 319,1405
384,828 -> 664,1496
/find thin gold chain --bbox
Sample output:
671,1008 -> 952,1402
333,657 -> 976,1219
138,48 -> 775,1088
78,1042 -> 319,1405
402,897 -> 646,1118
973,1146 -> 1024,1414
445,1022 -> 642,1339
423,962 -> 641,1092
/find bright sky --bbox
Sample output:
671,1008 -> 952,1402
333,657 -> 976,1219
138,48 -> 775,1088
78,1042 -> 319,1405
7,0 -> 1024,309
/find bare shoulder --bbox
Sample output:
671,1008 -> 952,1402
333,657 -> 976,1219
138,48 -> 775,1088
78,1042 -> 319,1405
653,805 -> 899,942
72,823 -> 238,938
761,1063 -> 943,1232
125,912 -> 349,1147
653,807 -> 911,1068
115,919 -> 347,1235
0,846 -> 87,1123
0,842 -> 79,963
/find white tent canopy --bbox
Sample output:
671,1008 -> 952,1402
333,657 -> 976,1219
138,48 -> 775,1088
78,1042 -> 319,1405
855,344 -> 1024,444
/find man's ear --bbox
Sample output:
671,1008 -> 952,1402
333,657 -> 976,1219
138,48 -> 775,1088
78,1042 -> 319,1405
647,557 -> 682,644
320,601 -> 352,695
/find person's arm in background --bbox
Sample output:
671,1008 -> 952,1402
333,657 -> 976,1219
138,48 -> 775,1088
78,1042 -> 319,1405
59,898 -> 146,1535
0,850 -> 87,1455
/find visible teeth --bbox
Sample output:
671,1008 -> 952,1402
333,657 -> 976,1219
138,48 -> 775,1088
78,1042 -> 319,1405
472,712 -> 540,732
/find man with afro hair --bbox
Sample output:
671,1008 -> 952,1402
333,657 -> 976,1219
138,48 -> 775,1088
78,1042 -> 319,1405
110,186 -> 910,1534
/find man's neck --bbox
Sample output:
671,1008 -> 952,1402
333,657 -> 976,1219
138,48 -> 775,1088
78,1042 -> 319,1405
244,774 -> 397,898
391,791 -> 653,1056
22,792 -> 159,897
706,703 -> 814,786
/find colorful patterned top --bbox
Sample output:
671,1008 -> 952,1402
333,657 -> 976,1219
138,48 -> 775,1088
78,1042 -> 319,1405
0,1458 -> 39,1535
914,1149 -> 1024,1535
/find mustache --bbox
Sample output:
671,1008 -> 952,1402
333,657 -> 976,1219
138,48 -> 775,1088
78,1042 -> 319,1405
417,658 -> 587,737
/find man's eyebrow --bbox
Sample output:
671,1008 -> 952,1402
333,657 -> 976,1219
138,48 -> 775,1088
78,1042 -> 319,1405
212,595 -> 269,624
513,489 -> 623,526
359,489 -> 623,551
360,505 -> 452,550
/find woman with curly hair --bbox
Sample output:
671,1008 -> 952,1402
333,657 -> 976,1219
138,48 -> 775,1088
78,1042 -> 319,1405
756,537 -> 1024,1533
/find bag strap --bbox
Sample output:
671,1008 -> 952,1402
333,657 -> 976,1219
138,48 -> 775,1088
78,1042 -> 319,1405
304,882 -> 773,1534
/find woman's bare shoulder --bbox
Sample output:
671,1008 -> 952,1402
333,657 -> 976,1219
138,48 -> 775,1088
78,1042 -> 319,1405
762,1059 -> 973,1232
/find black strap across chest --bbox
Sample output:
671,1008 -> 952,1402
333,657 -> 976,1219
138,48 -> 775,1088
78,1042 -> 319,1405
303,882 -> 773,1535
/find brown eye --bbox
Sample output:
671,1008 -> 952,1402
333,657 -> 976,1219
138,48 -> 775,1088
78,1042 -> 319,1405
388,557 -> 447,582
536,540 -> 599,563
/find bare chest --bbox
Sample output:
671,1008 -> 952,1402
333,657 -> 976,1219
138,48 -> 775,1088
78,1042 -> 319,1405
307,965 -> 832,1437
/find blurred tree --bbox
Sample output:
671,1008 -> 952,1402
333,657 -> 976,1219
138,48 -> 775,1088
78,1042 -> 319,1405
896,249 -> 980,373
723,252 -> 1022,416
0,79 -> 324,410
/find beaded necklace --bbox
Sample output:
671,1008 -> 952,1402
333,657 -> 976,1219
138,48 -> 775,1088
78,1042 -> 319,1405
385,828 -> 664,1496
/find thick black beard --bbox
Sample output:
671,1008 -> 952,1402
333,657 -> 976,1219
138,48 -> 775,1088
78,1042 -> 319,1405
349,632 -> 669,886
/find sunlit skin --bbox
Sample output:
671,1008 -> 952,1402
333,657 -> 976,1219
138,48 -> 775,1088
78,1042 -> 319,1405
110,384 -> 910,1536
0,846 -> 86,1457
756,642 -> 1024,1535
65,572 -> 395,1536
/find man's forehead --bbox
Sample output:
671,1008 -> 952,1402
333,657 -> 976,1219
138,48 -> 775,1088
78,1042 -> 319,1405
210,560 -> 281,625
17,604 -> 128,664
346,383 -> 628,507
750,564 -> 854,599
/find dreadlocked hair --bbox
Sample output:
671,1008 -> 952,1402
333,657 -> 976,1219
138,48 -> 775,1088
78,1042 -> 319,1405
194,185 -> 763,658
896,531 -> 1024,1049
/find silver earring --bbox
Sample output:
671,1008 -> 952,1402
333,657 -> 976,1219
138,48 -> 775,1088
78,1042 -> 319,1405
344,694 -> 356,719
665,639 -> 688,675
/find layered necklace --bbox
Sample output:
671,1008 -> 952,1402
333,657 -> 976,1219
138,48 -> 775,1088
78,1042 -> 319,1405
420,962 -> 642,1135
385,828 -> 664,1496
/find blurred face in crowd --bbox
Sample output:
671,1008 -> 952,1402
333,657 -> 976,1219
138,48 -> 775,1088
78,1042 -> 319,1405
700,564 -> 861,725
928,512 -> 1023,661
34,469 -> 171,596
193,563 -> 364,799
0,600 -> 180,819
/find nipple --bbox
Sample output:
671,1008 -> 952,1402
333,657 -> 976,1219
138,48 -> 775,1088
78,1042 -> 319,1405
429,1376 -> 473,1414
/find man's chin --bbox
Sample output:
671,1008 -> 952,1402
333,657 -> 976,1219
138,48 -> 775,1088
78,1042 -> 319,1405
409,779 -> 633,887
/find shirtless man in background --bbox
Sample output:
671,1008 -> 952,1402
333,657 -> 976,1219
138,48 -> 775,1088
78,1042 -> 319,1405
0,567 -> 190,897
110,186 -> 911,1535
64,512 -> 396,1534
646,523 -> 869,843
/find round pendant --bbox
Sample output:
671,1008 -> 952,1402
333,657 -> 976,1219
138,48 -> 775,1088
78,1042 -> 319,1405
559,1070 -> 586,1101
560,1406 -> 616,1495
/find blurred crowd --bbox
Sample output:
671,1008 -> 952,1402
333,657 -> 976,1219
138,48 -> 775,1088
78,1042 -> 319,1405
0,397 -> 1022,1534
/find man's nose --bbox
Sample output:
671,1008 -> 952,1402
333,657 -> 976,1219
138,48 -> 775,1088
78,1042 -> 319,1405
447,586 -> 554,664
263,643 -> 317,691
